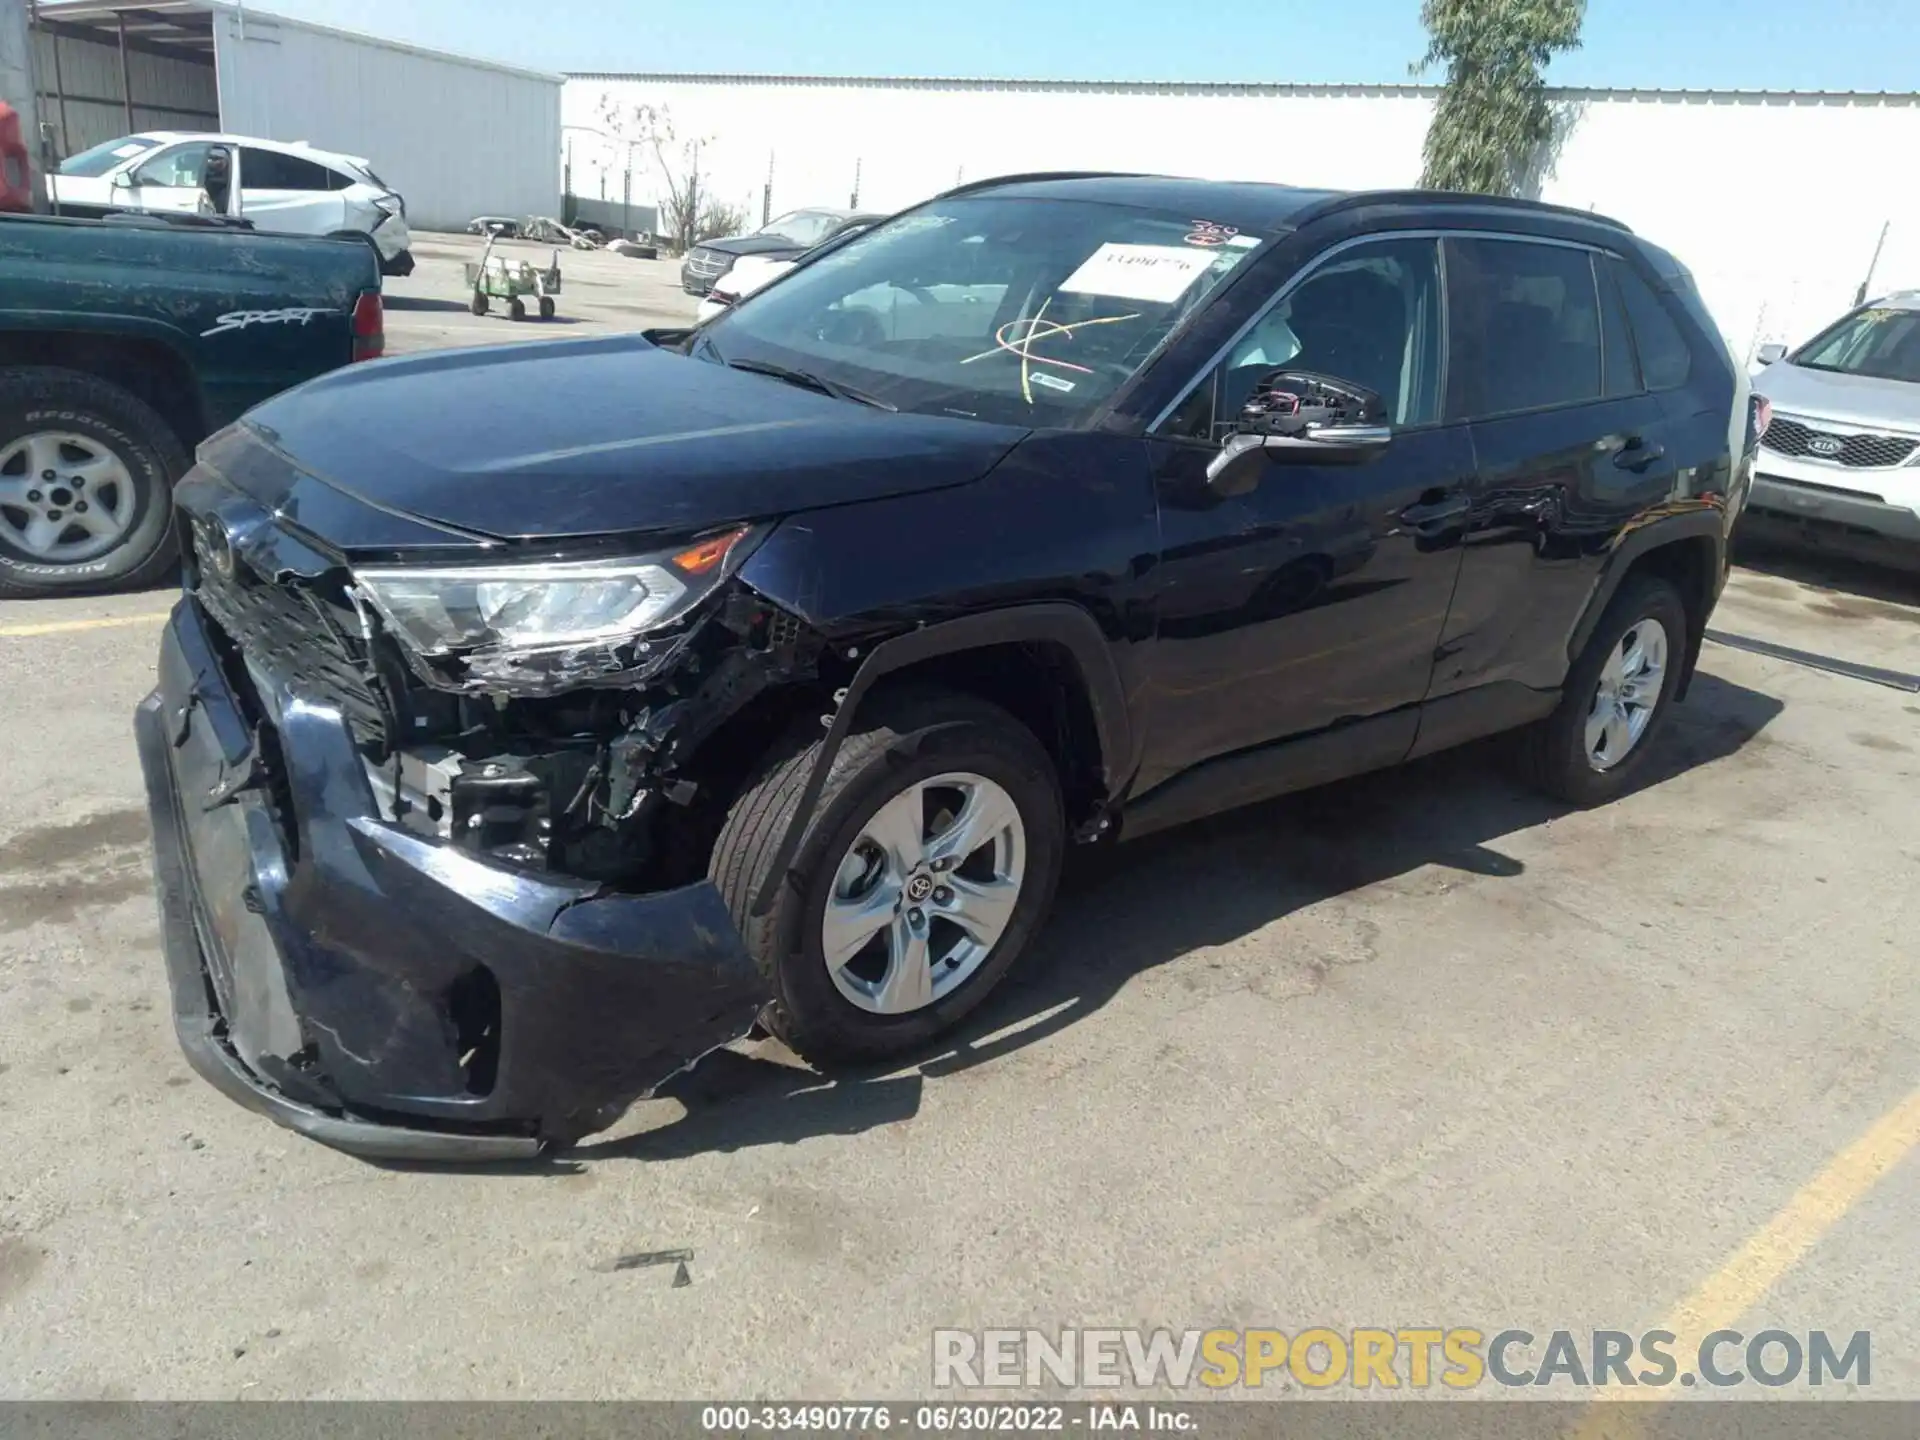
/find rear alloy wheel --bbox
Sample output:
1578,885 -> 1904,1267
1584,617 -> 1669,771
1519,573 -> 1687,805
711,689 -> 1065,1062
0,368 -> 185,599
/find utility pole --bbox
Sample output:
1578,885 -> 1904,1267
1854,221 -> 1891,308
1,0 -> 46,210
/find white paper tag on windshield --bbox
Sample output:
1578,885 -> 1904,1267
1059,244 -> 1219,304
112,143 -> 148,159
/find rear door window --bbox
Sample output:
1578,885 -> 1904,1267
240,148 -> 334,191
1450,238 -> 1604,417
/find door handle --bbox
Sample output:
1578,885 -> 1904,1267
1400,490 -> 1471,532
1613,435 -> 1667,472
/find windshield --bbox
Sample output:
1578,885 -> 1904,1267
58,135 -> 161,177
1790,306 -> 1920,384
703,196 -> 1262,426
759,210 -> 843,247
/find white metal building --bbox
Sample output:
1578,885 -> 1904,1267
32,0 -> 561,230
566,73 -> 1920,360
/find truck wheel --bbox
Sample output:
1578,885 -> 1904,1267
1518,573 -> 1688,806
0,368 -> 186,599
710,688 -> 1066,1064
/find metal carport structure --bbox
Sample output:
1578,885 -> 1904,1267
29,0 -> 561,230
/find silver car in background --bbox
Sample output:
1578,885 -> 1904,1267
1746,292 -> 1920,570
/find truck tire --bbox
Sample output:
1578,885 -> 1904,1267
710,688 -> 1066,1064
0,368 -> 187,599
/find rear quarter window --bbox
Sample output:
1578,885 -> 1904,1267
1608,258 -> 1692,391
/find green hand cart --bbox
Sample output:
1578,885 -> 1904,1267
464,233 -> 562,321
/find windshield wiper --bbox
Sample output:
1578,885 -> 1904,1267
723,357 -> 898,411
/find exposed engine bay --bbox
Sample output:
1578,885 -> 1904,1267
188,524 -> 849,895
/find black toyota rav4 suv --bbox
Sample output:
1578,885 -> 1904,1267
139,173 -> 1759,1160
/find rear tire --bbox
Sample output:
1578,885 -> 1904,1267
470,291 -> 489,316
509,297 -> 528,322
1518,573 -> 1688,806
710,688 -> 1065,1064
0,368 -> 186,599
539,297 -> 556,320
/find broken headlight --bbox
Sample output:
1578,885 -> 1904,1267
352,527 -> 754,694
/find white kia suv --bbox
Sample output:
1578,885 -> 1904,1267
1747,292 -> 1920,571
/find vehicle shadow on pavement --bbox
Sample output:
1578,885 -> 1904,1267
379,296 -> 475,313
1733,536 -> 1920,606
581,669 -> 1783,1163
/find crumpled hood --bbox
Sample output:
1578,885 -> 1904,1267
1754,361 -> 1920,432
238,335 -> 1027,543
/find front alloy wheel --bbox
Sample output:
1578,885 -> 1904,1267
822,772 -> 1026,1015
710,688 -> 1066,1062
1584,617 -> 1669,771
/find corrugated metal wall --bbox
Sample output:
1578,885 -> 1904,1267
565,75 -> 1920,361
213,9 -> 560,231
31,26 -> 218,154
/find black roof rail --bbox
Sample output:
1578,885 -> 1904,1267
933,170 -> 1148,199
1293,188 -> 1634,234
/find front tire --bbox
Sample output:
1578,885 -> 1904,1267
0,368 -> 186,599
1519,573 -> 1687,805
710,689 -> 1065,1063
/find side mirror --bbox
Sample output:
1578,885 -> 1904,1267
112,170 -> 134,189
1205,369 -> 1392,495
1755,343 -> 1787,366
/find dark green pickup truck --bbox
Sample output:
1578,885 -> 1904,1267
0,213 -> 383,597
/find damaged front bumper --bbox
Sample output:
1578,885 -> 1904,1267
136,598 -> 768,1162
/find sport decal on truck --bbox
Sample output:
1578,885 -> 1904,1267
201,307 -> 334,338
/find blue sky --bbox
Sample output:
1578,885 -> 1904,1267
253,0 -> 1920,92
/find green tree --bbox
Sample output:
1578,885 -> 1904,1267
1416,0 -> 1585,195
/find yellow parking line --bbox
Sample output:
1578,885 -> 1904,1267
0,611 -> 171,639
1571,1084 -> 1920,1437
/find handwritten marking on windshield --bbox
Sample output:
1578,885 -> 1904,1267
200,307 -> 333,338
959,299 -> 1142,405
